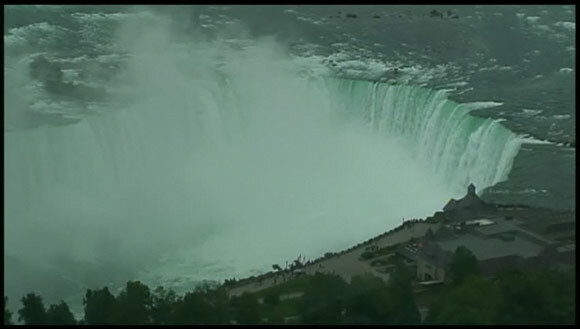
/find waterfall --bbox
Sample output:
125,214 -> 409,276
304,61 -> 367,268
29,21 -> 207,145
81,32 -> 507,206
315,78 -> 523,196
4,68 -> 524,297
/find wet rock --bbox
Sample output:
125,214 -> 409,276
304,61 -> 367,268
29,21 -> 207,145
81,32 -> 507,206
430,9 -> 443,18
29,56 -> 63,82
43,80 -> 107,101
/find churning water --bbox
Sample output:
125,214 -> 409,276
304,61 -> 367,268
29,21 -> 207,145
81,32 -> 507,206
4,7 -> 526,307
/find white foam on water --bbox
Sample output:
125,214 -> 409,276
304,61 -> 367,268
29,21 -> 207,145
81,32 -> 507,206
4,7 -> 527,302
463,101 -> 504,111
554,21 -> 576,31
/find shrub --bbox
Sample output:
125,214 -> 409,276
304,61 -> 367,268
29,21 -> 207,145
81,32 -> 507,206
263,293 -> 279,306
360,251 -> 376,260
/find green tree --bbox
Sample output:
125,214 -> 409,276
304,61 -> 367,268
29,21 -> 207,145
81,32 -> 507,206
18,293 -> 47,325
199,284 -> 231,324
4,296 -> 13,325
111,281 -> 152,325
83,287 -> 116,325
175,291 -> 214,324
344,274 -> 392,324
151,286 -> 178,325
525,270 -> 575,324
386,265 -> 421,325
46,301 -> 77,325
426,276 -> 500,325
448,246 -> 479,285
493,269 -> 545,324
265,307 -> 285,325
171,283 -> 231,325
263,293 -> 280,306
232,293 -> 261,325
300,273 -> 349,324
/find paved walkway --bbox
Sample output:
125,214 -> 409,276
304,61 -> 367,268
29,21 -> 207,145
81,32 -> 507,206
228,221 -> 441,297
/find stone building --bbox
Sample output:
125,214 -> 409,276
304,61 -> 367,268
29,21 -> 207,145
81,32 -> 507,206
442,184 -> 497,221
396,184 -> 574,282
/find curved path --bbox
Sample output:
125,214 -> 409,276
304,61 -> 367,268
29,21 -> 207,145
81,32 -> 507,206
228,221 -> 442,297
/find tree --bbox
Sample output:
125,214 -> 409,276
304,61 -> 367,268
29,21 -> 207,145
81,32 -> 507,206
46,301 -> 77,325
83,287 -> 116,325
524,270 -> 575,325
171,283 -> 231,325
300,273 -> 349,324
197,284 -> 231,325
232,293 -> 261,325
386,265 -> 421,325
493,269 -> 549,325
448,246 -> 479,285
264,307 -> 285,325
344,274 -> 392,324
111,281 -> 152,325
263,293 -> 280,306
176,291 -> 213,325
151,286 -> 178,325
425,269 -> 575,325
18,293 -> 47,325
4,297 -> 13,325
425,276 -> 500,325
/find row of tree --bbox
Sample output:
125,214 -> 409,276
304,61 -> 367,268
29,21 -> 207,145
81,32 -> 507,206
4,266 -> 420,325
299,266 -> 420,324
5,295 -> 76,325
5,281 -> 240,325
4,246 -> 575,325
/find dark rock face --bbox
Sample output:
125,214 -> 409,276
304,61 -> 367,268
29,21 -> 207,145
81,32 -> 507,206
430,9 -> 443,18
30,56 -> 63,82
28,55 -> 108,103
43,80 -> 107,101
429,9 -> 458,19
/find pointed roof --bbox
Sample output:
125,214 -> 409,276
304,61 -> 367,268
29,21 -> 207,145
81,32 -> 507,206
467,183 -> 476,196
443,198 -> 457,212
442,183 -> 496,219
